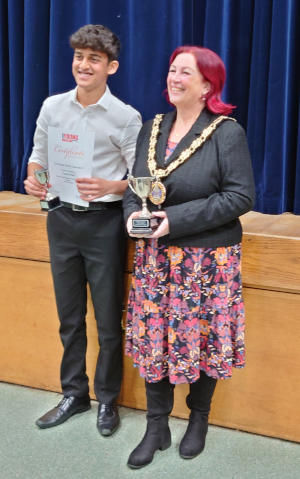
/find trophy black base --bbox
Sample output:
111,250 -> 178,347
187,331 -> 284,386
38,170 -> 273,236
130,217 -> 153,236
40,196 -> 61,212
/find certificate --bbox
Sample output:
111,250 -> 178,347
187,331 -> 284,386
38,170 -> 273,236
48,127 -> 95,206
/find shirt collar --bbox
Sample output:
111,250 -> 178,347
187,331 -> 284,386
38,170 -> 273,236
71,85 -> 112,110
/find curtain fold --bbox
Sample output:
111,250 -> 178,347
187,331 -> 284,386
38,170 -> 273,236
0,0 -> 10,188
3,0 -> 25,190
0,0 -> 299,214
254,0 -> 300,213
21,0 -> 51,183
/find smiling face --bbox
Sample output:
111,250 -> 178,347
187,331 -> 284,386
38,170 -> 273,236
72,48 -> 118,96
167,52 -> 210,109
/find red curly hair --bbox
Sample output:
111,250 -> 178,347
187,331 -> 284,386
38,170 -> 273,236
167,45 -> 235,115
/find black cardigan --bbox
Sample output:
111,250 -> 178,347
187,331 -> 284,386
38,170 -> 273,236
123,108 -> 255,248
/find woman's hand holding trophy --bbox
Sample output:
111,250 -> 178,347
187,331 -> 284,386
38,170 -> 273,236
127,175 -> 169,238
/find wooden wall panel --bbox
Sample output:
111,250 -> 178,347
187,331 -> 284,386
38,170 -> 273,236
240,211 -> 300,293
0,193 -> 49,261
0,258 -> 61,390
0,211 -> 49,261
241,234 -> 300,293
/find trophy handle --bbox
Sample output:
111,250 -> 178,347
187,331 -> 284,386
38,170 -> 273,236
127,174 -> 136,194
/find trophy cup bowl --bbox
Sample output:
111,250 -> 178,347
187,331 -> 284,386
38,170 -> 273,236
128,175 -> 155,235
34,169 -> 61,212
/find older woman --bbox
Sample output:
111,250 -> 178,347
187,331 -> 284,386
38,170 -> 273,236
123,45 -> 255,469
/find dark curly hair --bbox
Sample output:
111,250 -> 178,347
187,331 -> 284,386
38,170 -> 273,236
70,24 -> 121,62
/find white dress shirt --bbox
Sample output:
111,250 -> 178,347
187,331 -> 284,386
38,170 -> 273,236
28,86 -> 142,202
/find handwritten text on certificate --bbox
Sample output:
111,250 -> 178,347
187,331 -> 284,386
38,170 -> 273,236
48,127 -> 95,206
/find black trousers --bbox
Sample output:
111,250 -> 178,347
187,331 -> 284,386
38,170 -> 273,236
47,206 -> 125,404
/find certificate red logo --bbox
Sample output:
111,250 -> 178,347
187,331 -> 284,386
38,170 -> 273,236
62,133 -> 79,142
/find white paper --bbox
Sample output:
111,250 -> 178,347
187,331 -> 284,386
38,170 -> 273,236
48,127 -> 95,206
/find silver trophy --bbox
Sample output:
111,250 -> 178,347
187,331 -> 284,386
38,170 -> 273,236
128,175 -> 155,235
34,168 -> 61,212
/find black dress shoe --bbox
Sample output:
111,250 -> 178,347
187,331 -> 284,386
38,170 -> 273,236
36,396 -> 91,429
97,404 -> 120,436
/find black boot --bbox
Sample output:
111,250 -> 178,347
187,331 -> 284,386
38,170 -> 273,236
179,372 -> 217,459
127,417 -> 171,469
127,379 -> 174,469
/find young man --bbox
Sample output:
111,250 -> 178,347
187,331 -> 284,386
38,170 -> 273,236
24,24 -> 142,436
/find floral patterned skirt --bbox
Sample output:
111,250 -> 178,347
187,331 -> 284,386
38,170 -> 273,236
125,239 -> 246,384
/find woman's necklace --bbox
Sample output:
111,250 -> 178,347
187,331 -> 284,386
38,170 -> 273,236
148,114 -> 236,205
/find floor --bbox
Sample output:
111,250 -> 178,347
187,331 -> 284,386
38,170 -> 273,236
1,382 -> 299,479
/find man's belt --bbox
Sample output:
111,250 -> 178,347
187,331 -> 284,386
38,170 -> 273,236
61,200 -> 122,212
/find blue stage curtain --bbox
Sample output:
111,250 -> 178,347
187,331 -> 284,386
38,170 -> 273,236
0,0 -> 299,214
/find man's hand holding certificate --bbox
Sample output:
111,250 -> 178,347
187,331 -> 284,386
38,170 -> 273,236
76,177 -> 117,202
